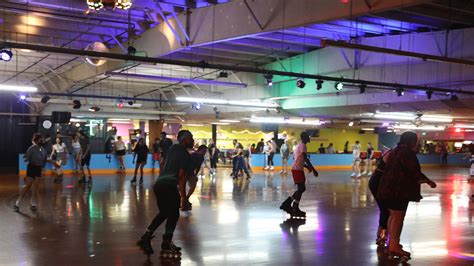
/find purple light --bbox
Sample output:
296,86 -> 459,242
19,94 -> 26,101
382,122 -> 390,127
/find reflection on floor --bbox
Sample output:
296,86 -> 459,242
1,168 -> 473,265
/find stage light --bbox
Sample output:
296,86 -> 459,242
128,100 -> 134,106
87,0 -> 104,10
316,79 -> 323,90
0,84 -> 37,92
455,128 -> 461,133
348,121 -> 354,127
19,94 -> 27,101
450,93 -> 458,101
396,88 -> 404,96
73,100 -> 81,109
117,99 -> 123,108
115,0 -> 132,9
359,84 -> 366,94
89,106 -> 101,112
219,71 -> 229,78
40,96 -> 51,104
0,49 -> 13,61
335,82 -> 343,91
426,90 -> 433,100
75,123 -> 81,127
296,78 -> 306,88
191,102 -> 201,110
264,74 -> 273,86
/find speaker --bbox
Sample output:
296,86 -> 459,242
51,111 -> 71,124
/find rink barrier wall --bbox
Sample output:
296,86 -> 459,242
18,153 -> 469,175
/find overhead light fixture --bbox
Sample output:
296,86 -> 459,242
186,123 -> 204,127
106,72 -> 247,88
250,116 -> 323,126
359,84 -> 366,94
116,99 -> 124,108
89,106 -> 101,112
393,124 -> 445,131
40,96 -> 51,104
450,92 -> 459,101
0,49 -> 13,62
373,112 -> 452,123
361,128 -> 375,131
86,0 -> 104,10
218,71 -> 229,78
176,97 -> 279,108
73,100 -> 81,109
316,79 -> 324,90
426,90 -> 433,100
219,119 -> 240,123
335,82 -> 343,91
0,84 -> 37,92
115,0 -> 132,9
191,102 -> 201,110
264,74 -> 273,86
19,94 -> 27,101
348,121 -> 354,127
454,124 -> 474,129
211,122 -> 230,125
396,88 -> 404,96
296,78 -> 306,88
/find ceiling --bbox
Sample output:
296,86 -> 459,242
0,0 -> 474,128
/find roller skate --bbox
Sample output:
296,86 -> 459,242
388,245 -> 411,262
130,177 -> 137,185
375,228 -> 387,247
136,232 -> 155,256
78,175 -> 86,184
13,205 -> 19,212
290,206 -> 306,220
181,202 -> 192,211
160,235 -> 182,259
139,177 -> 143,185
279,197 -> 293,214
30,205 -> 38,212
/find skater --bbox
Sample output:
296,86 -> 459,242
51,137 -> 68,183
71,133 -> 82,174
78,130 -> 92,184
115,136 -> 126,172
208,139 -> 218,174
280,132 -> 318,219
280,139 -> 290,174
377,131 -> 437,261
256,138 -> 264,153
131,138 -> 149,185
440,142 -> 448,165
231,139 -> 243,177
344,140 -> 350,154
363,142 -> 374,175
152,137 -> 160,170
14,133 -> 53,212
231,142 -> 251,180
137,130 -> 194,258
266,139 -> 276,170
158,132 -> 173,169
244,144 -> 252,173
182,145 -> 208,211
351,140 -> 362,178
326,143 -> 336,154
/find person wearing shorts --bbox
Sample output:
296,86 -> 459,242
279,132 -> 318,217
115,136 -> 127,172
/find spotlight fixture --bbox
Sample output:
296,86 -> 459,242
264,74 -> 273,86
89,106 -> 101,112
450,92 -> 459,101
218,71 -> 229,78
127,46 -> 137,55
191,102 -> 201,110
128,100 -> 134,106
86,0 -> 104,10
359,84 -> 366,94
296,78 -> 306,88
396,88 -> 404,97
73,100 -> 82,109
335,82 -> 343,91
40,96 -> 51,104
116,99 -> 124,108
316,79 -> 324,90
115,0 -> 132,9
0,49 -> 13,62
348,121 -> 354,127
19,94 -> 27,101
426,90 -> 433,100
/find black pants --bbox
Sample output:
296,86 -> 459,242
210,157 -> 217,169
147,183 -> 180,237
369,173 -> 389,229
268,152 -> 275,166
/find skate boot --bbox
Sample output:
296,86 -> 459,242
136,232 -> 155,256
290,205 -> 306,219
181,202 -> 192,211
13,205 -> 19,212
160,235 -> 182,259
279,197 -> 293,214
139,177 -> 143,185
375,228 -> 387,247
58,174 -> 63,182
78,175 -> 86,183
130,177 -> 137,185
30,205 -> 38,212
388,244 -> 411,261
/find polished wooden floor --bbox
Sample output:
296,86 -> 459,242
1,167 -> 473,265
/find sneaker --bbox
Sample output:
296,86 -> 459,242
356,174 -> 362,178
361,172 -> 367,175
351,173 -> 356,177
269,167 -> 274,170
367,172 -> 373,176
264,167 -> 269,170
280,170 -> 284,174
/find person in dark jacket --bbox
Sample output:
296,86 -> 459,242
376,131 -> 437,261
131,138 -> 149,185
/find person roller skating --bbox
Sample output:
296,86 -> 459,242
182,145 -> 208,211
280,132 -> 318,219
136,130 -> 194,259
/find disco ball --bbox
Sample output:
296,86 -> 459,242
85,42 -> 109,67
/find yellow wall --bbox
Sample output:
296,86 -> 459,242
181,125 -> 378,152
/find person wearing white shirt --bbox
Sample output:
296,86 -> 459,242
351,140 -> 362,178
51,137 -> 68,183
